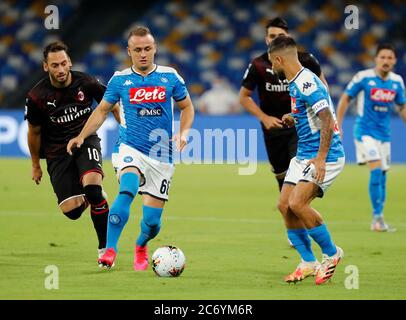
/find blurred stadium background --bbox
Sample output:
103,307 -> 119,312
1,0 -> 406,301
0,0 -> 405,161
1,0 -> 405,107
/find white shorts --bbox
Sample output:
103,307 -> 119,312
113,143 -> 175,201
284,156 -> 345,197
111,152 -> 120,175
355,136 -> 390,171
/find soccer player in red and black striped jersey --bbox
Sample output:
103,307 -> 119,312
25,41 -> 119,265
240,17 -> 327,191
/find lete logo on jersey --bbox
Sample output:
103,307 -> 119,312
370,88 -> 396,102
129,87 -> 166,104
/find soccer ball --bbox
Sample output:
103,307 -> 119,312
152,245 -> 186,277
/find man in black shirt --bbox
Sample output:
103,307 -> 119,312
240,17 -> 327,190
25,41 -> 119,265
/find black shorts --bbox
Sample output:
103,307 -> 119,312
46,135 -> 104,205
263,129 -> 298,175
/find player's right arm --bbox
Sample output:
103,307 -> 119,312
395,77 -> 406,123
240,62 -> 283,129
111,103 -> 121,124
27,123 -> 42,185
67,99 -> 114,155
336,71 -> 364,137
336,92 -> 352,138
68,73 -> 121,154
239,86 -> 283,129
399,104 -> 406,122
25,95 -> 43,185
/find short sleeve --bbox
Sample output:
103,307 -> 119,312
24,94 -> 43,126
345,72 -> 364,98
103,74 -> 121,105
172,71 -> 188,102
395,77 -> 406,105
298,73 -> 330,114
241,63 -> 258,91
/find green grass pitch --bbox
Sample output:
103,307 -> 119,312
1,159 -> 405,299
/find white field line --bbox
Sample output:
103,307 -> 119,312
1,211 -> 406,227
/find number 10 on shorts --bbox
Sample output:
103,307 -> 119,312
87,148 -> 100,161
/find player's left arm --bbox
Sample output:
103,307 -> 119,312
395,78 -> 406,123
398,104 -> 406,123
175,95 -> 195,151
302,78 -> 334,183
308,108 -> 334,183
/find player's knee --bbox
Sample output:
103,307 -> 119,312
119,171 -> 140,197
277,198 -> 289,215
84,184 -> 104,205
288,197 -> 303,214
63,206 -> 85,220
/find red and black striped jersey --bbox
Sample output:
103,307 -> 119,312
25,71 -> 106,159
241,51 -> 322,132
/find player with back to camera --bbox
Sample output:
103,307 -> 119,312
67,26 -> 195,270
25,41 -> 120,265
269,36 -> 345,285
337,43 -> 406,232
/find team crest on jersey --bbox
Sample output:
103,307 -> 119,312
77,90 -> 84,101
370,88 -> 395,102
160,77 -> 168,83
129,87 -> 166,104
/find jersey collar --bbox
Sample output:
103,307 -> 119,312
131,64 -> 157,77
374,68 -> 391,81
288,67 -> 305,83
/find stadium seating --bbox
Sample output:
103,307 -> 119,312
0,0 -> 79,104
1,0 -> 405,110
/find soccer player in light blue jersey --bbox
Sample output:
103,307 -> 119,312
67,26 -> 195,270
337,44 -> 406,232
268,36 -> 345,285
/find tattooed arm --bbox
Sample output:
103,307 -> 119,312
307,108 -> 334,183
